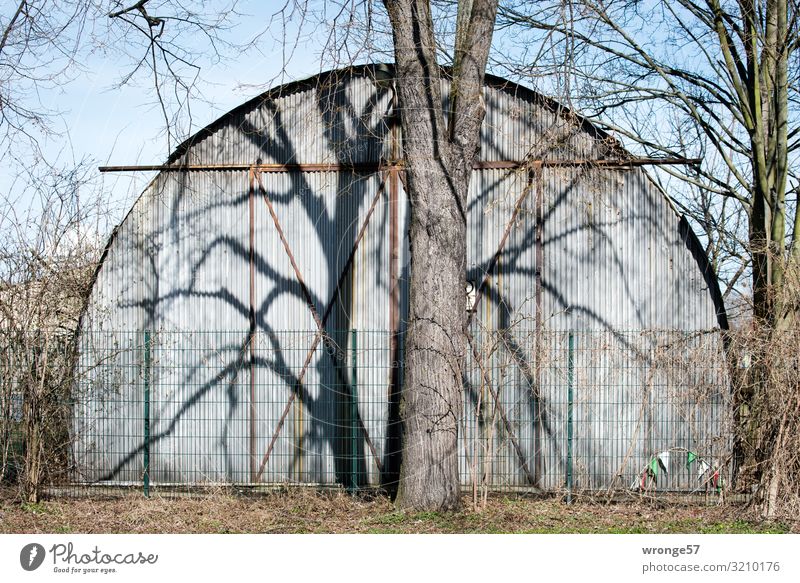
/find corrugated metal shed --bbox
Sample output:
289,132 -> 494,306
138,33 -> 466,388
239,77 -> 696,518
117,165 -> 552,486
74,65 -> 728,491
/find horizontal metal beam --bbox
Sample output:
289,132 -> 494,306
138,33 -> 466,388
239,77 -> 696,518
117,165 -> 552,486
98,163 -> 387,173
477,157 -> 702,169
98,157 -> 701,173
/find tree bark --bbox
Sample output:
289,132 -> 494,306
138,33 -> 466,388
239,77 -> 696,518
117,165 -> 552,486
384,0 -> 498,511
736,0 -> 795,497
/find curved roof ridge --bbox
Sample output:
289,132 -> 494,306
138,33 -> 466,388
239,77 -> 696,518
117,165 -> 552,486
166,63 -> 628,165
82,64 -> 727,333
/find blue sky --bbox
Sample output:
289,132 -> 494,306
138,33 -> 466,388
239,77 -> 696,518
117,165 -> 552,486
2,1 -> 330,233
3,0 -> 785,305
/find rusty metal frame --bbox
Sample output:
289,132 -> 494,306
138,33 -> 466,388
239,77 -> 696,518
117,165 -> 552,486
533,163 -> 545,483
462,165 -> 541,487
383,97 -> 403,486
255,171 -> 326,330
99,163 -> 389,173
242,158 -> 550,487
99,157 -> 701,173
102,154 -> 701,487
248,168 -> 258,482
388,169 -> 400,407
252,168 -> 387,482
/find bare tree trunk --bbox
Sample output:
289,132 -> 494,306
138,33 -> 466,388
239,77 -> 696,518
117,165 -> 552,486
384,0 -> 498,511
22,338 -> 48,504
397,164 -> 467,511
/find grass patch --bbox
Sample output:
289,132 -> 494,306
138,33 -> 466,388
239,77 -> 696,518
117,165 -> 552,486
21,502 -> 52,515
0,491 -> 793,534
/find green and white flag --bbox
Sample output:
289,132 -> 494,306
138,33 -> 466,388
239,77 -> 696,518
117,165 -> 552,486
697,459 -> 711,479
657,451 -> 670,473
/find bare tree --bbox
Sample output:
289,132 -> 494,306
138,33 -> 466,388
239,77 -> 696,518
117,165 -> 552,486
104,0 -> 242,150
0,160 -> 106,501
382,0 -> 498,511
0,1 -> 93,153
497,0 -> 799,327
257,1 -> 502,510
495,0 -> 800,517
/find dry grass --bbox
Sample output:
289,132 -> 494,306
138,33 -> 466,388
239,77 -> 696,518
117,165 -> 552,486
0,488 -> 792,534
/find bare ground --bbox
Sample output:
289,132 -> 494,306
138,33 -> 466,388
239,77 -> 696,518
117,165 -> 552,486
0,488 -> 793,534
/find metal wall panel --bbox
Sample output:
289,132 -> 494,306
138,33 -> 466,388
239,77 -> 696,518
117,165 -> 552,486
76,65 -> 727,490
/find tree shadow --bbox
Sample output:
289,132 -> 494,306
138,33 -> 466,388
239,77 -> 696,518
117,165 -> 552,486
76,66 -> 727,493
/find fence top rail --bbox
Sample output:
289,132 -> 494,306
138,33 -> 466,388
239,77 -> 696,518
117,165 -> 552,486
71,328 -> 727,335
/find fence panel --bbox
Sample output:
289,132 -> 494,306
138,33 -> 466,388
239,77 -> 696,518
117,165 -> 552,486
1,328 -> 731,497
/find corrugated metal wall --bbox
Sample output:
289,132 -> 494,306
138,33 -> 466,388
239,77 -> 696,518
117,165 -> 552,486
75,65 -> 727,491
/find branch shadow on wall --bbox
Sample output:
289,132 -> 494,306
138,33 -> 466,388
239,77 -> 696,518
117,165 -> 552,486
77,69 -> 727,492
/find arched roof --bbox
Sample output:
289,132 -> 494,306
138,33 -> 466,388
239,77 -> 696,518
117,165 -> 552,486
85,63 -> 727,333
75,65 -> 730,489
164,63 -> 623,166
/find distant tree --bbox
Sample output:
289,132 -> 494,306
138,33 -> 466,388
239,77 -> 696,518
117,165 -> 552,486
0,161 -> 103,501
498,0 -> 799,328
496,0 -> 800,517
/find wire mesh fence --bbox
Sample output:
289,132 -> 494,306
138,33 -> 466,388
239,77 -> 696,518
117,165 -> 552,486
1,328 -> 731,498
462,328 -> 729,498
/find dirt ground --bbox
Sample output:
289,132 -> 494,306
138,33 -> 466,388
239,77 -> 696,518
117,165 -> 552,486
0,488 -> 793,534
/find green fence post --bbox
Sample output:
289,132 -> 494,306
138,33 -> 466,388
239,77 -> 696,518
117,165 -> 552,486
350,329 -> 358,493
143,329 -> 151,498
566,330 -> 575,504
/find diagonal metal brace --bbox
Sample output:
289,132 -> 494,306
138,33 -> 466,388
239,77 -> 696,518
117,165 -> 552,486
466,330 -> 538,488
463,164 -> 541,488
254,170 -> 387,481
466,165 -> 537,324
